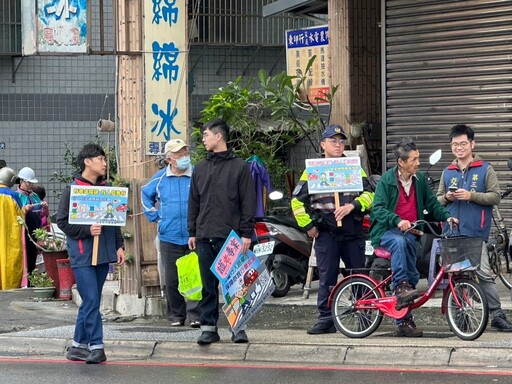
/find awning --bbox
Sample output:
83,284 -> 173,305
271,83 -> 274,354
262,0 -> 328,18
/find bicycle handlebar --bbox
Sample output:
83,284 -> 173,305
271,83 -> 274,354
405,219 -> 454,237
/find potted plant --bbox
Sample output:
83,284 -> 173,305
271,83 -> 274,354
17,216 -> 68,297
31,226 -> 67,253
27,269 -> 55,299
17,216 -> 67,253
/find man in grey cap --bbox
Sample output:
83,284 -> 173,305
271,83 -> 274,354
142,138 -> 201,328
291,125 -> 375,334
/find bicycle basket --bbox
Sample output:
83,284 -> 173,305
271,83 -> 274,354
438,236 -> 483,272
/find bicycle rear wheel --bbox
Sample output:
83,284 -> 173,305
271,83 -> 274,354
331,277 -> 383,338
496,249 -> 512,290
446,278 -> 488,341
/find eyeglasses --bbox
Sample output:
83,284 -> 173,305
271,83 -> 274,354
451,141 -> 471,148
325,138 -> 346,146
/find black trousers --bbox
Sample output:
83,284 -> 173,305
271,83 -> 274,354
159,241 -> 200,323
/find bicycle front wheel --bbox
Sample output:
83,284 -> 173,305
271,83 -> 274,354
496,249 -> 512,290
331,277 -> 383,338
446,278 -> 488,341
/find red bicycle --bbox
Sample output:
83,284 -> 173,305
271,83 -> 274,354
329,220 -> 489,341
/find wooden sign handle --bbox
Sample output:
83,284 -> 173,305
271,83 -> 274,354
92,235 -> 99,266
334,192 -> 342,227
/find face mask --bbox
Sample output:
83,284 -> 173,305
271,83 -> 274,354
175,155 -> 191,170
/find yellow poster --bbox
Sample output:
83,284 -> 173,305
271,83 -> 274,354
144,1 -> 188,155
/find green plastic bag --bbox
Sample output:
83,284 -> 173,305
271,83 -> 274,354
176,251 -> 203,301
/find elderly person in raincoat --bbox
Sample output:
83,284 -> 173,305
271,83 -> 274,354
0,167 -> 24,290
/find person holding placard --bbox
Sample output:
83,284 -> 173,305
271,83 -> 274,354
188,118 -> 256,345
142,138 -> 201,328
56,143 -> 125,364
370,138 -> 456,337
291,124 -> 375,335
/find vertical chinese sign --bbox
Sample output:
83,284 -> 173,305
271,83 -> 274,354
286,25 -> 330,105
144,0 -> 188,155
36,0 -> 88,53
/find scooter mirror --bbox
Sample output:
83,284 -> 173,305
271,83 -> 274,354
269,191 -> 284,201
429,149 -> 442,166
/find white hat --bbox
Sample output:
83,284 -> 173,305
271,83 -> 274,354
18,167 -> 38,183
164,139 -> 188,154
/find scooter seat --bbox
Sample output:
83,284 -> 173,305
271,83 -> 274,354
258,215 -> 305,232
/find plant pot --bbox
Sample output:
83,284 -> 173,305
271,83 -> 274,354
42,250 -> 68,298
32,287 -> 56,300
57,258 -> 75,300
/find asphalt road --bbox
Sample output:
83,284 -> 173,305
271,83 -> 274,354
0,359 -> 511,384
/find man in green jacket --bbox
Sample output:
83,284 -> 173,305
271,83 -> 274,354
370,137 -> 456,337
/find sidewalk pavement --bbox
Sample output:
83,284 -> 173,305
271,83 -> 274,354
1,280 -> 512,370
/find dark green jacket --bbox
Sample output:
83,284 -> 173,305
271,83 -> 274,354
369,165 -> 451,248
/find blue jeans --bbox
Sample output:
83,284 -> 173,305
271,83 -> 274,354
72,263 -> 109,350
379,228 -> 419,290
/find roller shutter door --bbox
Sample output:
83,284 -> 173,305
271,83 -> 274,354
383,0 -> 512,221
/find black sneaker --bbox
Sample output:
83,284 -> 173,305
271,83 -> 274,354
491,313 -> 512,332
66,346 -> 90,361
231,330 -> 249,343
86,349 -> 107,364
396,319 -> 423,337
307,322 -> 336,335
197,331 -> 220,345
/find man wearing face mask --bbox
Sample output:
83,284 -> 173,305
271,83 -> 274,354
142,139 -> 201,328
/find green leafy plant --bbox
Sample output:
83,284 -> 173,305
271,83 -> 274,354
195,56 -> 337,192
27,269 -> 55,288
122,231 -> 133,240
125,254 -> 134,265
16,216 -> 66,252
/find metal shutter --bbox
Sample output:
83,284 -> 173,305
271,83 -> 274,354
383,0 -> 512,220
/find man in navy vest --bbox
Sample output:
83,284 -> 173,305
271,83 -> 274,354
437,124 -> 512,332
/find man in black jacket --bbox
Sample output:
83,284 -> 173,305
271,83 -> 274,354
188,118 -> 256,345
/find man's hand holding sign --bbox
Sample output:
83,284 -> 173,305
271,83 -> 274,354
305,156 -> 364,228
69,185 -> 129,265
290,125 -> 374,335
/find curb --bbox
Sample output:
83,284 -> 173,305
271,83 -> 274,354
1,335 -> 512,369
